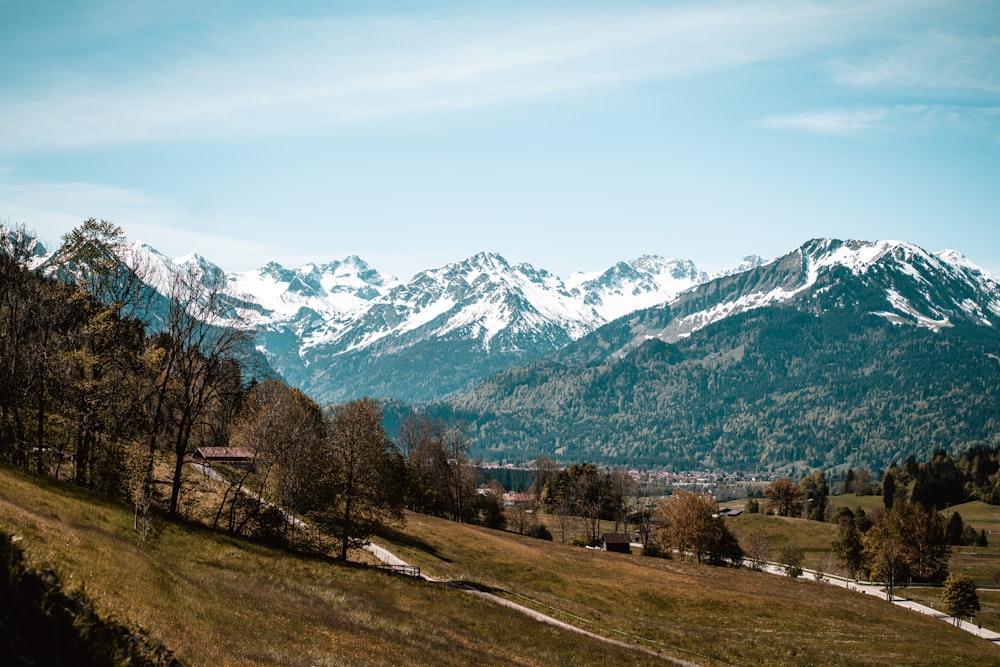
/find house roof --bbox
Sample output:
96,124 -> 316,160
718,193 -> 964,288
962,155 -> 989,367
602,533 -> 632,544
193,447 -> 255,460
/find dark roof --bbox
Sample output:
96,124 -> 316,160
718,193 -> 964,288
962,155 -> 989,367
602,533 -> 632,544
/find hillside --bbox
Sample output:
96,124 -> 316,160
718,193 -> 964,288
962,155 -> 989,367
4,466 -> 1000,665
0,466 -> 656,666
375,511 -> 998,666
438,240 -> 1000,470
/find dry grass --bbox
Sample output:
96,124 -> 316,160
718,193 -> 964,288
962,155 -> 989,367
6,464 -> 1000,666
0,465 -> 667,667
379,512 -> 1000,666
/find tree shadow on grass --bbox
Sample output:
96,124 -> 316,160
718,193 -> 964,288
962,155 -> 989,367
377,526 -> 453,563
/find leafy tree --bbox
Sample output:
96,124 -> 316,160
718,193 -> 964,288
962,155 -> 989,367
940,573 -> 980,625
799,470 -> 829,521
320,398 -> 406,561
882,470 -> 897,510
764,477 -> 803,517
862,501 -> 950,600
945,511 -> 966,546
653,490 -> 740,565
778,545 -> 804,577
832,508 -> 865,579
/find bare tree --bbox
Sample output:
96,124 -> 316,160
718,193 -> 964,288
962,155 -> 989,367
146,269 -> 252,516
216,379 -> 326,540
746,529 -> 772,571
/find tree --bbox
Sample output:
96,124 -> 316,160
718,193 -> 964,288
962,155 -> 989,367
506,497 -> 537,535
48,219 -> 151,493
799,470 -> 829,521
945,511 -> 966,546
653,490 -> 740,565
561,463 -> 605,545
745,529 -> 772,571
764,477 -> 803,517
398,412 -> 480,523
606,468 -> 636,534
219,379 -> 327,542
862,514 -> 909,600
882,470 -> 897,510
399,412 -> 450,516
861,501 -> 950,600
320,398 -> 406,561
778,545 -> 804,577
940,573 -> 980,625
832,509 -> 865,579
147,270 -> 252,516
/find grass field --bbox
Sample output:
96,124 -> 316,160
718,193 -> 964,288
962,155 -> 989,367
0,466 -> 663,667
3,466 -> 1000,666
378,512 -> 1000,666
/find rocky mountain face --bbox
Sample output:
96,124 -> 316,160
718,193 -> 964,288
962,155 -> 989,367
436,239 -> 1000,471
106,244 -> 724,403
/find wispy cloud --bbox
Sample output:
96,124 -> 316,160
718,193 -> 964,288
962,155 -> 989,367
761,104 -> 1000,136
761,107 -> 891,135
0,1 -> 929,152
0,169 -> 274,264
832,32 -> 1000,94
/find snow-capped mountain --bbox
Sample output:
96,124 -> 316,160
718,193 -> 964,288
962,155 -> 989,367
258,251 -> 711,402
558,238 -> 1000,364
446,238 -> 1000,470
88,242 -> 713,403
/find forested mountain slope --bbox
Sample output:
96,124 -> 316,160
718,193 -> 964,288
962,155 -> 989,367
437,240 -> 1000,470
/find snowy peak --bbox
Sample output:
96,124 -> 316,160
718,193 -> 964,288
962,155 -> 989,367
642,238 -> 1000,345
1,224 -> 48,269
228,256 -> 399,324
565,254 -> 706,321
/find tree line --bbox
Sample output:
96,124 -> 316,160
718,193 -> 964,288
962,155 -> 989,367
0,221 -> 507,560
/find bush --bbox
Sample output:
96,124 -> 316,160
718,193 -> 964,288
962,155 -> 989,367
525,524 -> 553,541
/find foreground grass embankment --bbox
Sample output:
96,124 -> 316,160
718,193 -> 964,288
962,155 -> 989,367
377,512 -> 1000,666
0,465 -> 663,667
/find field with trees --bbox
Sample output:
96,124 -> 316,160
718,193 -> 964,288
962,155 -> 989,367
5,465 -> 1000,666
5,221 -> 1000,663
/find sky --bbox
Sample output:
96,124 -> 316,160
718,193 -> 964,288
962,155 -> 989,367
1,0 -> 999,280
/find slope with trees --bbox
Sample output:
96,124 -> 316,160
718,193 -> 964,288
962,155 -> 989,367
437,297 -> 1000,471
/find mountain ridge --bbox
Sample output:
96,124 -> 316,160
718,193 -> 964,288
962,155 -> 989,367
435,237 -> 1000,470
107,242 -> 734,402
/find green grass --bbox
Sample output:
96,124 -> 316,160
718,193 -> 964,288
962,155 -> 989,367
828,493 -> 887,514
379,512 -> 1000,666
5,466 -> 1000,666
0,465 -> 666,667
904,588 -> 1000,631
725,512 -> 839,571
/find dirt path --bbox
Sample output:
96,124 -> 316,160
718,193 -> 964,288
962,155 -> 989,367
364,541 -> 703,666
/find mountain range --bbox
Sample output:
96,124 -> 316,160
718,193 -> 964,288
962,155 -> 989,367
434,239 -> 1000,471
129,245 -> 760,403
11,225 -> 1000,471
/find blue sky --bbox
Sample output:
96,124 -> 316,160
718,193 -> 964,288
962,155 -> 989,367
1,0 -> 998,279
